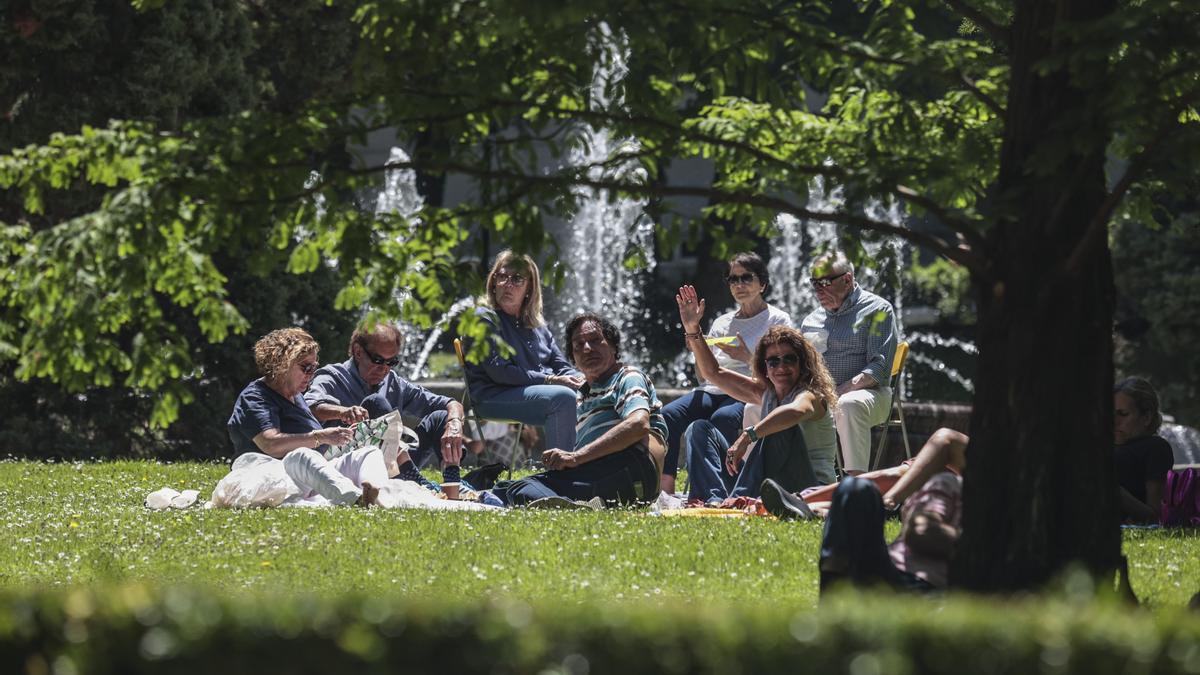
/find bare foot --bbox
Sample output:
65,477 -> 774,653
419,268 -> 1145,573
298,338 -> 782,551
356,482 -> 380,507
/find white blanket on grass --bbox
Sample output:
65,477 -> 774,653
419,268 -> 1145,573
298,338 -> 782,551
207,452 -> 500,511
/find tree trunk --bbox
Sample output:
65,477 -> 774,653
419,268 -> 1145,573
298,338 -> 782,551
952,0 -> 1122,591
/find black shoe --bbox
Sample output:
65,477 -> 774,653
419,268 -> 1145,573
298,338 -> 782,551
760,478 -> 815,521
462,462 -> 506,491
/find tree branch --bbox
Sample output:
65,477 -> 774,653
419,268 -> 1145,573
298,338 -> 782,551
324,158 -> 988,274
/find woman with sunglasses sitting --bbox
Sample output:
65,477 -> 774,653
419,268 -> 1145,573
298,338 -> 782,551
677,286 -> 838,503
226,328 -> 388,506
463,250 -> 584,456
659,253 -> 794,494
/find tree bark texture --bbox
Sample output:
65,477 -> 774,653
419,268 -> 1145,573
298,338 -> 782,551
952,0 -> 1123,591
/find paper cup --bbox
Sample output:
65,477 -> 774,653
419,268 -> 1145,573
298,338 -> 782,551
441,482 -> 461,500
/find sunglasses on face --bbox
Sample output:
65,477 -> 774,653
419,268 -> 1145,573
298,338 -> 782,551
493,272 -> 527,287
810,272 -> 847,289
363,346 -> 401,368
298,361 -> 319,376
726,272 -> 757,286
764,353 -> 800,370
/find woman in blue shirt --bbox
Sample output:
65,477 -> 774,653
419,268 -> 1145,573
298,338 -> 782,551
464,250 -> 583,453
227,328 -> 387,506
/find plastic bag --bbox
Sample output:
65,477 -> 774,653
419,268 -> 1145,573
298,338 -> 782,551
324,411 -> 417,478
211,453 -> 302,508
145,488 -> 200,510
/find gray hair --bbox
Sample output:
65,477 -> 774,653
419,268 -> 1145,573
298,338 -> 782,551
812,252 -> 854,278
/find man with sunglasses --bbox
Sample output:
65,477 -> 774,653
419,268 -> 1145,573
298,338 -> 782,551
800,252 -> 898,475
304,322 -> 467,474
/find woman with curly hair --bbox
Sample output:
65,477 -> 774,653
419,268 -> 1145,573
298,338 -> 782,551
226,327 -> 386,506
677,285 -> 838,503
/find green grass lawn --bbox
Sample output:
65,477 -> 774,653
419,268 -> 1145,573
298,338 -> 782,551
1,460 -> 1196,609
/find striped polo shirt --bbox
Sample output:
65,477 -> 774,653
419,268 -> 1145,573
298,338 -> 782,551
575,365 -> 668,450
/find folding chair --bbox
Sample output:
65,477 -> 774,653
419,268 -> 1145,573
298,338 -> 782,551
453,338 -> 526,477
870,341 -> 912,471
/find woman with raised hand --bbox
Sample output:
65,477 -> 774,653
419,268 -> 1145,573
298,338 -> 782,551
1113,376 -> 1175,523
226,327 -> 388,506
464,250 -> 584,455
660,253 -> 793,493
677,285 -> 837,503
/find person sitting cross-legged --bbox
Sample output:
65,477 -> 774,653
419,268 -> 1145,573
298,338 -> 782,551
304,321 -> 464,488
495,313 -> 667,508
677,285 -> 838,504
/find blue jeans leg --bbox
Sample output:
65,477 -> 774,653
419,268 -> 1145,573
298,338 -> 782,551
474,384 -> 578,452
685,420 -> 737,503
660,390 -> 743,476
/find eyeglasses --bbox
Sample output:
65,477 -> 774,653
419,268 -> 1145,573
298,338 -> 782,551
764,353 -> 800,370
810,272 -> 847,289
362,346 -> 401,368
298,361 -> 319,376
493,272 -> 527,287
726,273 -> 757,286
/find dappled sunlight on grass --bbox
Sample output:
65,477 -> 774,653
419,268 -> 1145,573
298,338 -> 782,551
1,461 -> 1195,609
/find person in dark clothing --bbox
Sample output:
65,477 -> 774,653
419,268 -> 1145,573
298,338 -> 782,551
1113,376 -> 1175,522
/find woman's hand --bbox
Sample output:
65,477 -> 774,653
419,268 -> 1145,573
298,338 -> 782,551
676,285 -> 705,333
714,332 -> 753,363
547,374 -> 585,390
724,433 -> 753,476
312,426 -> 354,447
542,448 -> 580,471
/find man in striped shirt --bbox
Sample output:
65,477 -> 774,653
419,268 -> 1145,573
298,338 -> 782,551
801,252 -> 898,474
497,313 -> 667,507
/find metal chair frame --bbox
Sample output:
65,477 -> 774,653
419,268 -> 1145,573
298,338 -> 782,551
453,338 -> 526,477
870,341 -> 912,471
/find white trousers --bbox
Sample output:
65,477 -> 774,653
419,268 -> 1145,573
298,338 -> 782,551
833,387 -> 892,472
282,447 -> 390,506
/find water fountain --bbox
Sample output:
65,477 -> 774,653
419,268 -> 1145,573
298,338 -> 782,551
546,23 -> 657,367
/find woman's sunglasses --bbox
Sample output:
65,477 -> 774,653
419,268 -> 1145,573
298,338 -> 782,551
726,273 -> 757,286
764,354 -> 800,369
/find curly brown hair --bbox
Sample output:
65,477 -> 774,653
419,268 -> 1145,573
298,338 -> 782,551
751,325 -> 837,411
253,328 -> 319,382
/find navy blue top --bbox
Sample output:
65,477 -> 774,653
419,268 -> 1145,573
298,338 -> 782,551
464,307 -> 580,402
1113,435 -> 1175,503
304,358 -> 452,420
227,379 -> 322,455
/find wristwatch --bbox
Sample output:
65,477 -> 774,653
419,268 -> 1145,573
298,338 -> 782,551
743,426 -> 759,442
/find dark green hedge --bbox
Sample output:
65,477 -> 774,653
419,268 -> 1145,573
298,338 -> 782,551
2,585 -> 1199,674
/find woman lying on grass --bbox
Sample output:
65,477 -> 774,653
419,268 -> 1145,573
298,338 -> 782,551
226,327 -> 388,507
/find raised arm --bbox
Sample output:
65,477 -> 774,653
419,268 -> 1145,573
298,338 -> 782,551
677,285 -> 764,404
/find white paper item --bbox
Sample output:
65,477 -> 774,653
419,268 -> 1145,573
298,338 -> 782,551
145,487 -> 181,510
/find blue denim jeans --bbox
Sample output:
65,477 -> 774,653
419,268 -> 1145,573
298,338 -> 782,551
660,390 -> 744,477
686,420 -> 819,503
497,445 -> 659,507
819,476 -> 932,595
473,384 -> 578,454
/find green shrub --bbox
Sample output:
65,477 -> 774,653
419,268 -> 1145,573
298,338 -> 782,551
2,584 -> 1199,674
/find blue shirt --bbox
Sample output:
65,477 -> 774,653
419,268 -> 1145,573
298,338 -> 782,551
576,365 -> 668,450
464,307 -> 580,402
800,285 -> 897,386
304,358 -> 452,419
227,379 -> 322,454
